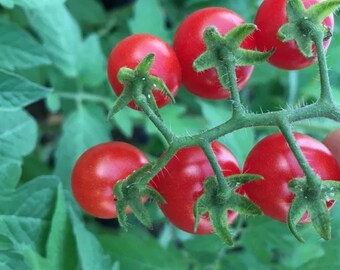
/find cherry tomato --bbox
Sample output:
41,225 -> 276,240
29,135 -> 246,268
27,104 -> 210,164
71,142 -> 148,219
151,141 -> 241,234
173,7 -> 255,100
323,129 -> 340,168
254,0 -> 334,70
242,132 -> 340,223
107,34 -> 181,110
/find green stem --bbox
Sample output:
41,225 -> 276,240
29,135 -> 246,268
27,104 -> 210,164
312,30 -> 333,103
135,95 -> 175,144
220,53 -> 245,117
278,118 -> 321,188
59,92 -> 112,108
140,145 -> 177,186
201,142 -> 228,191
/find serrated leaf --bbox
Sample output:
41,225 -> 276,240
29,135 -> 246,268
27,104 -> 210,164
0,176 -> 59,254
0,23 -> 50,70
26,3 -> 82,77
77,34 -> 106,87
0,109 -> 37,159
69,209 -> 115,270
54,105 -> 111,189
0,70 -> 51,110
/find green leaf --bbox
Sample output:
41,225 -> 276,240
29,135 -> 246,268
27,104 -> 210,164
45,184 -> 77,270
0,109 -> 37,159
0,156 -> 21,190
99,230 -> 189,270
66,0 -> 106,26
0,23 -> 50,70
0,0 -> 65,9
54,105 -> 111,189
26,3 -> 82,77
77,34 -> 106,87
0,252 -> 29,270
69,209 -> 115,270
0,70 -> 51,110
0,176 -> 59,254
129,0 -> 168,41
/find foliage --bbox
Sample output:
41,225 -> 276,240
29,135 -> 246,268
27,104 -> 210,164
0,0 -> 340,269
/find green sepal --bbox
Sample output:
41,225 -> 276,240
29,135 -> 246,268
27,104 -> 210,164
193,24 -> 272,92
308,0 -> 340,25
113,164 -> 158,230
278,0 -> 340,59
308,200 -> 331,240
287,196 -> 307,243
108,53 -> 175,119
193,195 -> 208,232
227,173 -> 263,190
209,207 -> 233,246
287,177 -> 340,242
193,175 -> 263,245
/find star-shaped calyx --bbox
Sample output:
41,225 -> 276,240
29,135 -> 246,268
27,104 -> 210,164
194,174 -> 263,245
193,23 -> 272,91
114,163 -> 165,230
287,177 -> 340,242
107,53 -> 175,119
278,0 -> 340,58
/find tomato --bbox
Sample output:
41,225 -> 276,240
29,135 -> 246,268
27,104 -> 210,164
173,7 -> 255,100
323,129 -> 340,168
107,34 -> 181,110
151,141 -> 241,234
71,142 -> 148,219
254,0 -> 334,70
242,133 -> 340,223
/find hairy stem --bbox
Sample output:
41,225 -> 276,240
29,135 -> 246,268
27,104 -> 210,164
278,118 -> 321,188
201,142 -> 228,191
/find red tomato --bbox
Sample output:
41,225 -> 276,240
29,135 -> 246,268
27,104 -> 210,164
242,133 -> 340,223
173,7 -> 255,100
151,141 -> 241,234
323,129 -> 340,168
107,34 -> 181,110
71,142 -> 148,219
254,0 -> 334,70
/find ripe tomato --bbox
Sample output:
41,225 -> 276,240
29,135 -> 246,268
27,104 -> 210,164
107,34 -> 181,110
173,7 -> 255,100
323,129 -> 340,168
71,142 -> 148,219
254,0 -> 334,70
242,133 -> 340,223
151,141 -> 241,234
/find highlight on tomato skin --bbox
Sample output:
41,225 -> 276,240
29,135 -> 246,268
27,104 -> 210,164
173,7 -> 255,100
150,141 -> 241,234
254,0 -> 334,70
107,33 -> 182,110
241,132 -> 340,223
71,142 -> 148,219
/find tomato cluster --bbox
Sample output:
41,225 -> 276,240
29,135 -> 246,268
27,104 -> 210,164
71,1 -> 340,238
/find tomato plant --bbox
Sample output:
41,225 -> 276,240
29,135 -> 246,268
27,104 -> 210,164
254,0 -> 334,70
173,7 -> 255,99
107,34 -> 181,110
151,141 -> 241,234
71,142 -> 148,219
242,132 -> 340,223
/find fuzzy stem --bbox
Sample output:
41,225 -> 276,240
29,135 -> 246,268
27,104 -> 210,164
201,142 -> 228,191
312,29 -> 333,103
278,118 -> 321,188
135,95 -> 175,144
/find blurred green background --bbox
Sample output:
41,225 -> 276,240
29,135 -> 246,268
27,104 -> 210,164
1,0 -> 340,269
